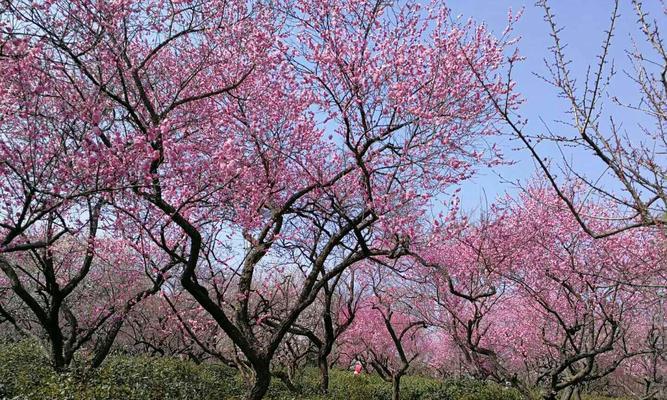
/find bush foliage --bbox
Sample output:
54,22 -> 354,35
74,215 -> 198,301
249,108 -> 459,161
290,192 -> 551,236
0,341 -> 528,400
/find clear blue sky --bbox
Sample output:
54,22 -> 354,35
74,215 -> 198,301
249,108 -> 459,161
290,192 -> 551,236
446,1 -> 664,213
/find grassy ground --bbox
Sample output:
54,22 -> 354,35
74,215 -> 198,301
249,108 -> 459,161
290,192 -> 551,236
0,341 -> 621,400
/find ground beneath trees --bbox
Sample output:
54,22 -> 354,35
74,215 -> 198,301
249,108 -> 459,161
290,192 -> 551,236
0,341 -> 630,400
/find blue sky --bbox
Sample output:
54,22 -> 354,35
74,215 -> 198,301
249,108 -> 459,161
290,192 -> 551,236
446,1 -> 664,212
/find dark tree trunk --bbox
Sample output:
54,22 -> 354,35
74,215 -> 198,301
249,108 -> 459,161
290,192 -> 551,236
46,302 -> 68,372
318,354 -> 330,394
543,391 -> 557,400
90,318 -> 124,369
391,374 -> 402,400
247,362 -> 271,400
49,331 -> 67,372
273,370 -> 298,393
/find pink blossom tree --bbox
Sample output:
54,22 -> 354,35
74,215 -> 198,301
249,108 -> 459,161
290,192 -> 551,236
480,184 -> 664,399
340,265 -> 428,400
1,0 -> 515,398
614,300 -> 667,399
416,180 -> 666,399
0,228 -> 171,370
418,219 -> 533,396
264,268 -> 363,393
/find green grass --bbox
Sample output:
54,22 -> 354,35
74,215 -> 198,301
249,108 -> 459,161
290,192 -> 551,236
0,340 -> 613,400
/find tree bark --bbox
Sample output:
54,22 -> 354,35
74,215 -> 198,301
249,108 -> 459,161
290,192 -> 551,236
318,354 -> 330,394
90,318 -> 124,369
273,370 -> 298,393
392,374 -> 402,400
247,362 -> 271,400
543,391 -> 557,400
48,329 -> 67,372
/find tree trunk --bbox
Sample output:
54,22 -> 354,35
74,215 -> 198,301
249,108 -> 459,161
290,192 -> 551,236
90,317 -> 124,369
273,370 -> 298,393
318,355 -> 330,394
49,336 -> 67,372
559,386 -> 579,400
543,391 -> 557,400
392,374 -> 401,400
46,316 -> 67,372
247,363 -> 271,400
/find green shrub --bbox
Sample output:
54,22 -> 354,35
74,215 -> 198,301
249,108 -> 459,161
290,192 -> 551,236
0,341 -> 610,400
87,355 -> 242,400
0,341 -> 242,400
0,339 -> 54,398
440,378 -> 523,400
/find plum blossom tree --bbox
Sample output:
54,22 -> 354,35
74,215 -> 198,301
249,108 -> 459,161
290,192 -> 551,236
119,295 -> 197,359
269,333 -> 313,393
129,290 -> 232,364
418,220 -> 533,396
609,295 -> 667,400
0,2 -> 179,370
264,268 -> 363,393
0,226 -> 172,371
0,0 -> 516,398
415,179 -> 666,400
477,185 -> 665,400
340,266 -> 428,400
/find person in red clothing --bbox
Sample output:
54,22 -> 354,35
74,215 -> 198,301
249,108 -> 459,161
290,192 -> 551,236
353,361 -> 363,376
